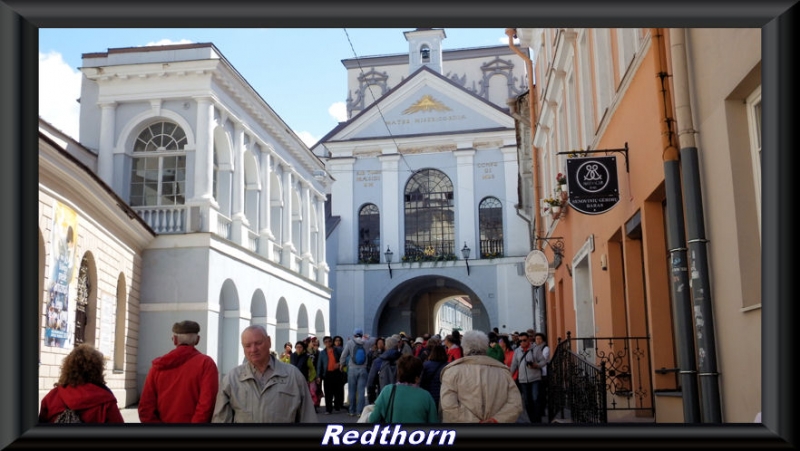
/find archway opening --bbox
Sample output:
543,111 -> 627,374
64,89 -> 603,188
373,275 -> 489,339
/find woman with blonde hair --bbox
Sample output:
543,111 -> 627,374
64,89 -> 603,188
39,344 -> 124,423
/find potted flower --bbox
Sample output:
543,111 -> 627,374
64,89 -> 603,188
556,172 -> 567,193
544,196 -> 563,217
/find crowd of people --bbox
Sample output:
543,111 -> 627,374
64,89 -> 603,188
39,321 -> 550,424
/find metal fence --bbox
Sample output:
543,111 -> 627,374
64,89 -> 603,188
548,331 -> 654,423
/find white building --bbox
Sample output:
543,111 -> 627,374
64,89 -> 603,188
313,29 -> 535,338
38,43 -> 332,405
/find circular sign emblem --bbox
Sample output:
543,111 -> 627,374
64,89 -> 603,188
574,160 -> 611,193
524,250 -> 550,287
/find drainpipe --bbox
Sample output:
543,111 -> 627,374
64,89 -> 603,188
507,28 -> 547,335
651,27 -> 702,423
669,28 -> 722,423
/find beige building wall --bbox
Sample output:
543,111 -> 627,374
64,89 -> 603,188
515,27 -> 761,423
38,125 -> 154,408
680,28 -> 761,423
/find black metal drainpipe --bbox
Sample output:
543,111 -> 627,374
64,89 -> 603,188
670,28 -> 722,423
652,28 -> 702,423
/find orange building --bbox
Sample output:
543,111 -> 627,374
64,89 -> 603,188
510,28 -> 761,423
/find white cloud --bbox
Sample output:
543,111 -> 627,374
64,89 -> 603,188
39,51 -> 82,139
144,38 -> 193,47
329,101 -> 348,123
499,36 -> 519,45
296,131 -> 318,147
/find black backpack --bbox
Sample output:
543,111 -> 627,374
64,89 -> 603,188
55,408 -> 83,423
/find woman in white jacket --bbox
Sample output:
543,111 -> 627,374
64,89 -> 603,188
439,330 -> 523,423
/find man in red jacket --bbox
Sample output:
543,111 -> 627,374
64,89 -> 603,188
138,320 -> 219,423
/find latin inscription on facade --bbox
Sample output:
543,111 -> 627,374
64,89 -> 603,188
478,161 -> 497,180
356,170 -> 381,187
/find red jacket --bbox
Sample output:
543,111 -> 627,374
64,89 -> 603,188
446,345 -> 463,363
138,345 -> 219,423
39,383 -> 124,423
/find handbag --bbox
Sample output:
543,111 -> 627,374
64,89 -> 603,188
380,384 -> 398,423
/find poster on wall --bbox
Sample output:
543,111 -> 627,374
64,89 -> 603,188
45,201 -> 79,348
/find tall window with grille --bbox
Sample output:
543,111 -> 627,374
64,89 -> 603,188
358,203 -> 381,263
130,121 -> 187,207
73,257 -> 90,345
747,86 -> 761,237
479,197 -> 504,258
404,169 -> 455,259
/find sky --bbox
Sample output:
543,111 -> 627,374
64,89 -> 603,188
39,28 -> 518,147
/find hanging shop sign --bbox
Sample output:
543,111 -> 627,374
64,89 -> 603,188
524,249 -> 550,287
566,155 -> 620,215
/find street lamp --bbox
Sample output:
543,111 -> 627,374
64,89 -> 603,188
461,242 -> 471,276
385,246 -> 394,278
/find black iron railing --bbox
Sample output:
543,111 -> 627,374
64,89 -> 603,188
358,243 -> 381,264
548,331 -> 654,423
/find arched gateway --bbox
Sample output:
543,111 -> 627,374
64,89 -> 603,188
372,275 -> 490,338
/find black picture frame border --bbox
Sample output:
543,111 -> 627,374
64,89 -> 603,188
1,0 -> 795,448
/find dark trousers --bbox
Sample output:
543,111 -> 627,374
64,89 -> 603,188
538,375 -> 549,420
519,380 -> 541,423
323,369 -> 344,412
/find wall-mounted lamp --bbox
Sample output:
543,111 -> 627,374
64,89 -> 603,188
384,246 -> 394,278
461,242 -> 471,276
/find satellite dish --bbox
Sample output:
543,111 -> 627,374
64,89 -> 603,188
524,250 -> 550,287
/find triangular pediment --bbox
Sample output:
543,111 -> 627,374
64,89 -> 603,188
325,67 -> 513,142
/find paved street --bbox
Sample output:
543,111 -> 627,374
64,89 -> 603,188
121,402 -> 360,424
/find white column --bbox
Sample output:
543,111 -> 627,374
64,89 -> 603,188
258,149 -> 274,259
502,144 -> 527,256
191,97 -> 215,203
455,148 -> 476,255
301,182 -> 313,277
316,193 -> 329,285
231,125 -> 249,246
97,102 -> 116,187
379,153 -> 401,259
281,168 -> 295,266
232,125 -> 246,222
329,157 -> 356,262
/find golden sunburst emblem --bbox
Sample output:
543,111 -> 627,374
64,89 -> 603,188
402,94 -> 452,114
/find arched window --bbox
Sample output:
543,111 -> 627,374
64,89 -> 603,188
130,121 -> 187,207
479,197 -> 504,258
358,204 -> 380,263
404,169 -> 455,259
73,256 -> 90,345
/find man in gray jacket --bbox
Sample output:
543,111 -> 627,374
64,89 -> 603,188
509,331 -> 547,423
212,325 -> 317,423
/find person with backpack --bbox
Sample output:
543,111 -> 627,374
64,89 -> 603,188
39,344 -> 124,423
339,328 -> 371,417
377,335 -> 403,393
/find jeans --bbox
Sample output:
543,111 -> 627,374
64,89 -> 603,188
347,365 -> 368,415
519,380 -> 541,423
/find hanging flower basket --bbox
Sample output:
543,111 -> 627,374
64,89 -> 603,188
556,172 -> 567,185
